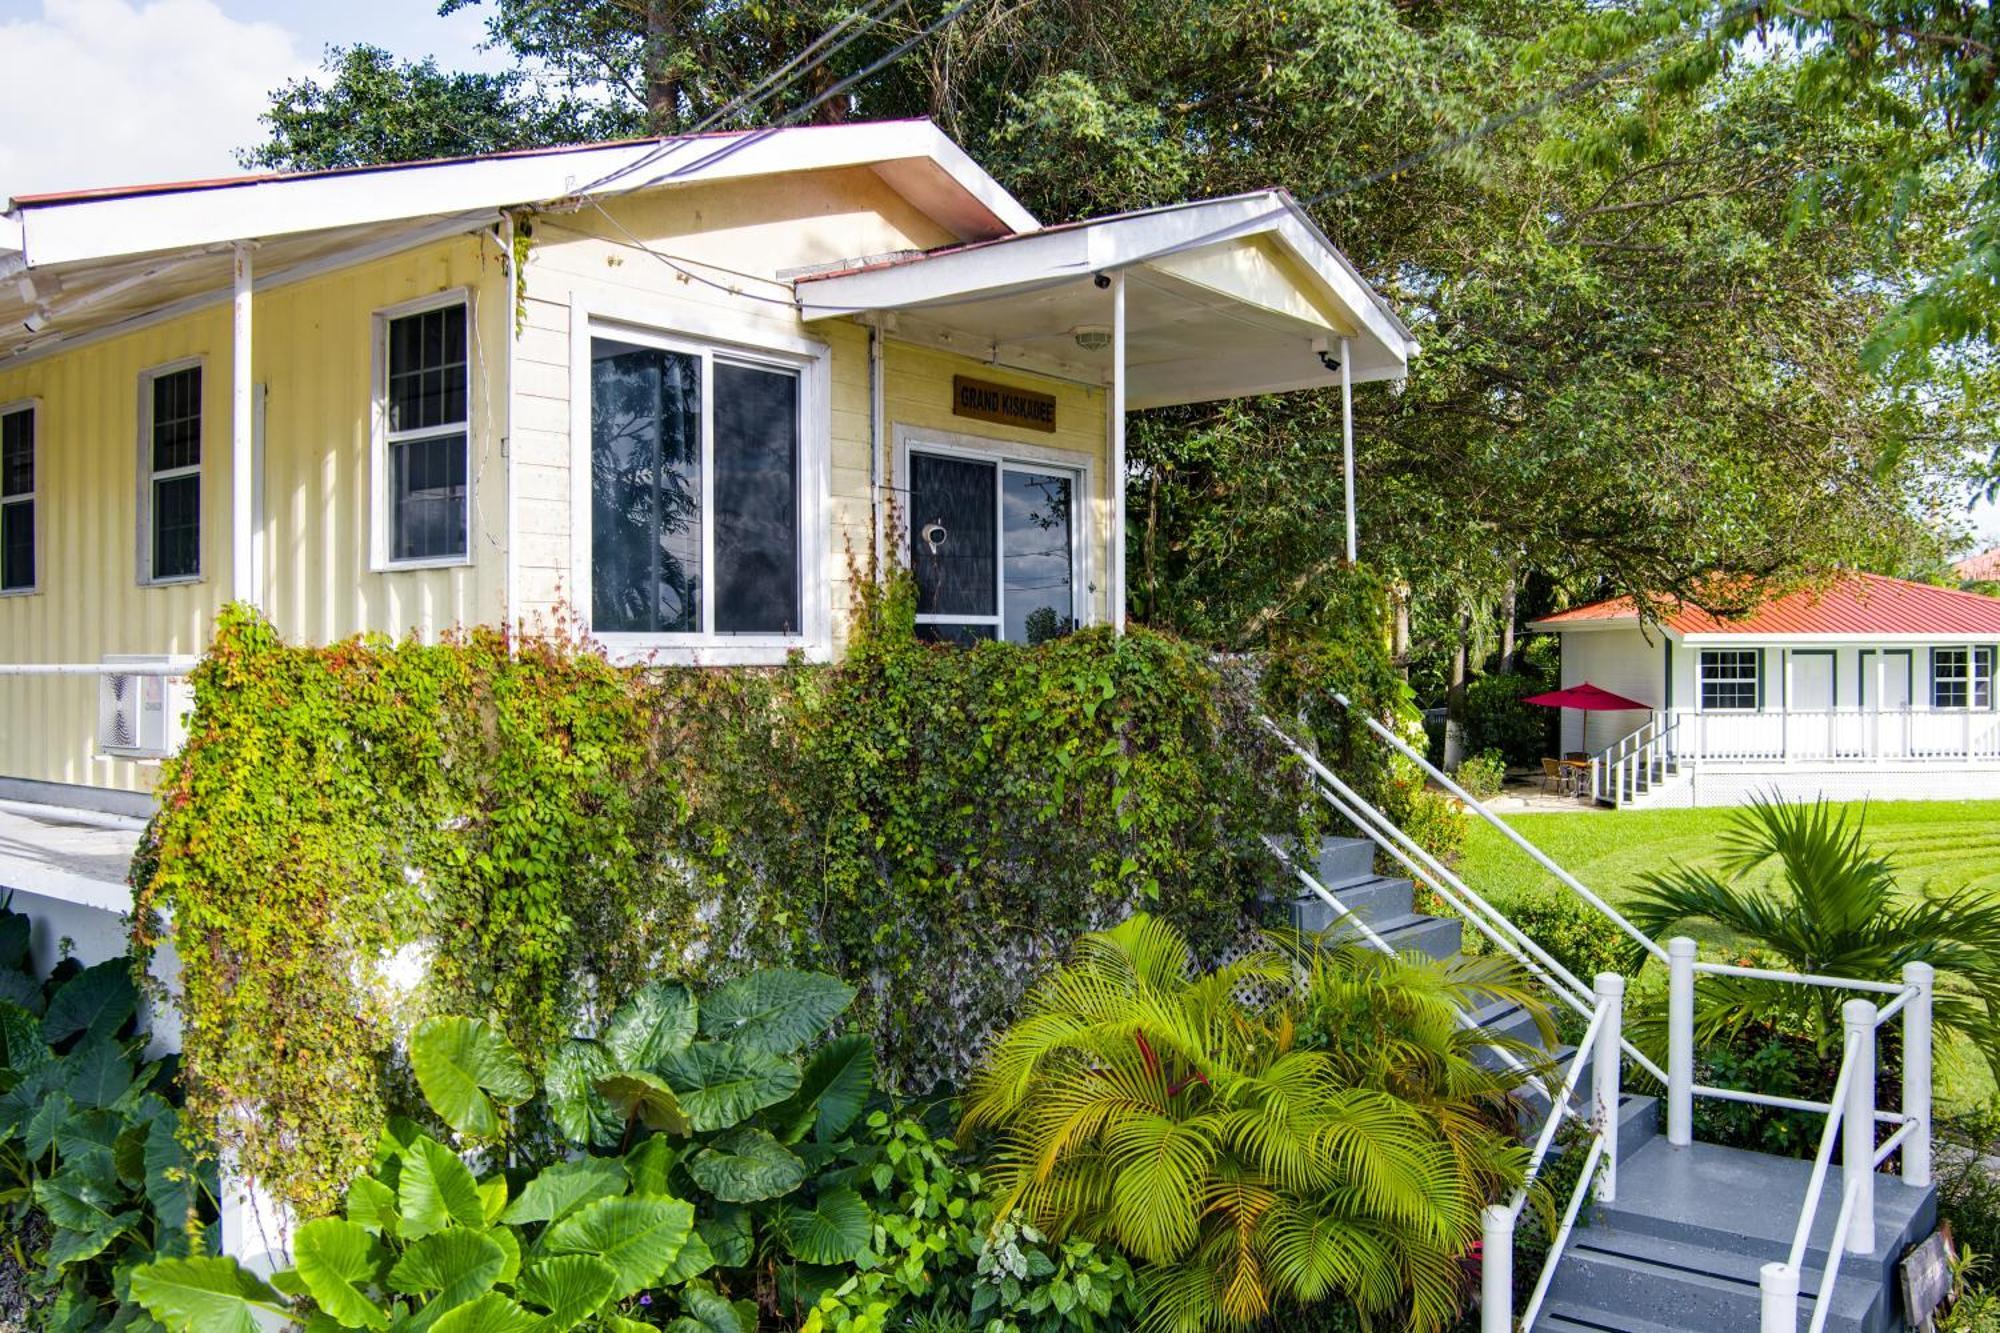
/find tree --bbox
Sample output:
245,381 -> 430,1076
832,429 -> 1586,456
241,44 -> 637,173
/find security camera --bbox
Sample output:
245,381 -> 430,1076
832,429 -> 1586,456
1093,273 -> 1111,290
1318,350 -> 1341,373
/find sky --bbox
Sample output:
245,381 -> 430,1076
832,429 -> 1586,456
2,0 -> 1997,552
0,0 -> 510,200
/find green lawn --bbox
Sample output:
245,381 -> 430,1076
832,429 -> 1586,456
1458,797 -> 2000,1113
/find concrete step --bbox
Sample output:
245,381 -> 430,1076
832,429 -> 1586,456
1290,875 -> 1413,934
1534,1308 -> 1693,1333
1543,1226 -> 1884,1333
1373,911 -> 1462,961
1314,835 -> 1376,887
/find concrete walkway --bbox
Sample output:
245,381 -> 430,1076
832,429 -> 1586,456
1480,774 -> 1609,814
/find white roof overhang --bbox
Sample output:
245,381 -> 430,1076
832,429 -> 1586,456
794,191 -> 1419,408
0,120 -> 1036,366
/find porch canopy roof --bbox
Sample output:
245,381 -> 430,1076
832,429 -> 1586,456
1528,573 -> 2000,646
792,190 -> 1420,408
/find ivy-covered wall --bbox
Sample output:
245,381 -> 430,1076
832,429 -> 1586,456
130,571 -> 1414,1214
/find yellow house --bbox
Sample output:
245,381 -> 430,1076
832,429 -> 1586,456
0,119 -> 1416,847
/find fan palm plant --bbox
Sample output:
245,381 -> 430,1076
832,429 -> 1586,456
959,914 -> 1538,1333
1624,797 -> 2000,1066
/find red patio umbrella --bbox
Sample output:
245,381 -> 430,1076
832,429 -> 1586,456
1520,682 -> 1652,711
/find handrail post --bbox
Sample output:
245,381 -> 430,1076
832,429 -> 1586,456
1482,1202 -> 1514,1333
1843,998 -> 1877,1255
1667,937 -> 1697,1146
1760,1261 -> 1799,1332
1903,962 -> 1933,1189
1595,971 -> 1624,1202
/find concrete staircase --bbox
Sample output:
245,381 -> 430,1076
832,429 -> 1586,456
1288,835 -> 1937,1333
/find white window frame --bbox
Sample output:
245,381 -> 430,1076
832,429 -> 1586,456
1697,647 -> 1759,713
894,424 -> 1096,644
372,288 -> 476,571
136,356 -> 206,587
0,397 -> 37,597
1932,646 -> 1994,711
568,297 -> 831,665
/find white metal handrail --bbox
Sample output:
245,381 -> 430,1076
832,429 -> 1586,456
1331,693 -> 1669,963
1593,713 -> 1682,807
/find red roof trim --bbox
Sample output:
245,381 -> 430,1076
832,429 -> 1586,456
1533,573 -> 2000,636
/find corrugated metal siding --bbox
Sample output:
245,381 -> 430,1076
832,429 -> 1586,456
0,233 -> 507,790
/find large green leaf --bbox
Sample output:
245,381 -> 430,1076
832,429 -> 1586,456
698,970 -> 854,1055
594,1070 -> 693,1135
408,1017 -> 534,1140
539,1195 -> 694,1298
345,1174 -> 399,1236
686,1127 -> 805,1203
767,1186 -> 871,1265
23,1086 -> 70,1158
603,983 -> 698,1071
0,999 -> 50,1070
654,1043 -> 800,1132
144,1105 -> 208,1255
663,1279 -> 758,1333
427,1293 -> 540,1333
0,910 -> 29,971
128,1257 -> 286,1333
34,1166 -> 125,1235
543,1039 -> 619,1148
387,1229 -> 505,1333
516,1255 -> 617,1332
63,1037 -> 134,1109
41,959 -> 137,1045
0,967 -> 41,1017
657,1226 -> 715,1284
697,1207 -> 753,1268
292,1218 -> 388,1330
398,1137 -> 486,1239
625,1136 -> 679,1197
774,1034 -> 875,1144
499,1157 -> 627,1226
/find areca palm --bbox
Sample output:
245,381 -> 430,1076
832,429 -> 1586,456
1625,797 -> 2000,1066
959,914 -> 1537,1333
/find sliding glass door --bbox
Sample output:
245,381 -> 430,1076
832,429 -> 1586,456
907,447 -> 1079,645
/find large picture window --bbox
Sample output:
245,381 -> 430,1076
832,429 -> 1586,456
384,301 -> 470,562
1932,647 -> 1994,710
907,446 -> 1080,645
140,362 -> 202,583
589,333 -> 801,637
1698,648 -> 1759,711
1,403 -> 32,593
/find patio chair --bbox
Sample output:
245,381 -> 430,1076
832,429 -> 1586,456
1540,758 -> 1564,793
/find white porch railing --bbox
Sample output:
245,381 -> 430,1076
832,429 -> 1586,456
1664,707 -> 2000,765
1315,696 -> 1937,1333
1592,712 -> 1682,806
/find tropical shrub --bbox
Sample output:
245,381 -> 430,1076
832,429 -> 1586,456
801,1109 -> 1141,1333
0,908 -> 216,1333
1626,797 -> 2000,1066
1938,1103 -> 2000,1261
960,914 -> 1539,1333
1479,893 -> 1629,991
1690,1027 -> 1828,1159
135,585 -> 1396,1212
1452,751 -> 1507,800
1460,675 -> 1553,771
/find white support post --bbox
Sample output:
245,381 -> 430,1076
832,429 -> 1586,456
1667,936 -> 1697,1146
1341,335 -> 1355,564
1109,271 -> 1126,634
230,242 -> 256,610
1874,652 -> 1886,762
1481,1202 -> 1513,1333
1760,1261 -> 1800,1333
1843,998 -> 1877,1255
1903,962 -> 1933,1189
1594,971 -> 1624,1202
1781,651 -> 1793,760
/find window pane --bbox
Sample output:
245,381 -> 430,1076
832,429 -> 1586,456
152,473 -> 200,579
1700,649 -> 1758,711
1,409 -> 31,497
391,433 -> 468,561
713,362 -> 799,635
915,623 -> 998,646
909,452 -> 995,617
151,367 -> 201,472
591,339 -> 701,634
388,306 -> 469,433
1002,469 -> 1074,644
1,499 -> 31,590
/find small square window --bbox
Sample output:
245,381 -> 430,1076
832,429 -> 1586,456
1699,649 -> 1759,712
384,303 -> 470,563
1934,647 -> 1993,710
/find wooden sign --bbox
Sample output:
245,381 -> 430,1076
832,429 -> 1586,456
1901,1228 -> 1953,1330
952,375 -> 1057,433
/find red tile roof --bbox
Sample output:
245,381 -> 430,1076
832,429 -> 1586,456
1959,547 -> 2000,582
1532,572 -> 2000,636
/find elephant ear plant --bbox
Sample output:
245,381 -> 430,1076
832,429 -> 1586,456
0,899 -> 217,1333
131,967 -> 879,1331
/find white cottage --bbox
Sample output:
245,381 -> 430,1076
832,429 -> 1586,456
1527,573 -> 2000,807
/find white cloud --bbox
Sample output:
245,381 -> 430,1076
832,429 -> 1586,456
0,0 -> 312,200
